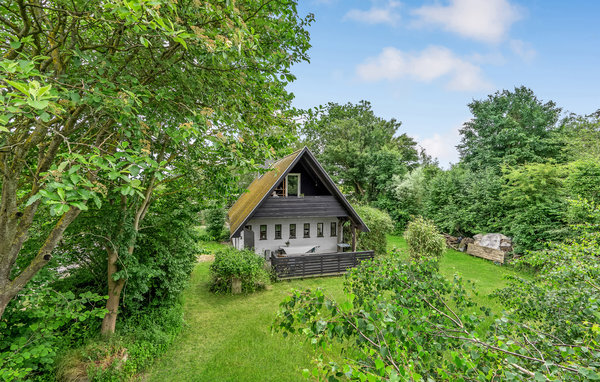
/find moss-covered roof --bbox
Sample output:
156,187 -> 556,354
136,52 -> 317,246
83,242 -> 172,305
228,149 -> 303,237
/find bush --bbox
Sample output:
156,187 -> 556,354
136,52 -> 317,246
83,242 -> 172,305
351,205 -> 393,256
209,247 -> 270,293
424,165 -> 503,236
0,287 -> 106,381
501,162 -> 568,252
57,303 -> 185,381
204,207 -> 227,241
404,216 -> 446,263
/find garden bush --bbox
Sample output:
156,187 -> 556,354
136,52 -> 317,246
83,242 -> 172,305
56,303 -> 185,381
204,207 -> 228,241
404,216 -> 446,263
209,247 -> 270,293
351,205 -> 393,256
0,286 -> 106,381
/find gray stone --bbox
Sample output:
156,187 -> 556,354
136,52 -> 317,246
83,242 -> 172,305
474,233 -> 512,253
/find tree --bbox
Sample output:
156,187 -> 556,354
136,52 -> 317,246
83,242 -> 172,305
301,101 -> 419,203
501,162 -> 568,251
458,86 -> 564,171
0,0 -> 312,322
562,110 -> 600,161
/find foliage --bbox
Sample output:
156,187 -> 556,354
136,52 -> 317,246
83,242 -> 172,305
424,165 -> 503,235
301,101 -> 419,203
458,86 -> 565,171
566,159 -> 600,204
117,192 -> 200,315
501,162 -> 569,252
404,216 -> 446,263
495,229 -> 600,344
204,207 -> 228,241
0,285 -> 106,381
562,110 -> 600,161
351,205 -> 393,256
209,248 -> 270,294
57,302 -> 184,382
0,0 -> 313,324
381,165 -> 441,232
274,250 -> 599,381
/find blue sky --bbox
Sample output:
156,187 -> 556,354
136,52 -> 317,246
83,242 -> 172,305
288,0 -> 600,166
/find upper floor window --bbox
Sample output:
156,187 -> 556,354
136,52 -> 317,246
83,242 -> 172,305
317,223 -> 324,237
275,224 -> 282,240
286,173 -> 300,197
260,225 -> 267,240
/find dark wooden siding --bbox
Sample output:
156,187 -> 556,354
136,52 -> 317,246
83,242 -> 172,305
252,196 -> 347,218
271,251 -> 375,279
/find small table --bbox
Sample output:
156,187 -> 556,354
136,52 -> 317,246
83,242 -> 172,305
337,243 -> 350,252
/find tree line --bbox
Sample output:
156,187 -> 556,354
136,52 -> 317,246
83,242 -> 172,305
299,88 -> 600,253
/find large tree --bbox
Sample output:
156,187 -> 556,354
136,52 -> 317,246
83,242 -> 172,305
0,0 -> 312,321
458,86 -> 564,171
301,101 -> 419,202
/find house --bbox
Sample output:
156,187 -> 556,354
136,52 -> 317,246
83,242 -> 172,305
228,147 -> 370,260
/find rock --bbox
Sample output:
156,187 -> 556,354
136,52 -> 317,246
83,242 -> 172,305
467,243 -> 505,264
458,237 -> 474,252
474,233 -> 512,253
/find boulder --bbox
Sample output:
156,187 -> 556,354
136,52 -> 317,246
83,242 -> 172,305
474,233 -> 512,253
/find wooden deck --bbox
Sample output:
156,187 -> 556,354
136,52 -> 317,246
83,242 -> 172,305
270,250 -> 375,279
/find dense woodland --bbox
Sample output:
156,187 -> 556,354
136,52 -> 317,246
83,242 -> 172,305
1,0 -> 599,381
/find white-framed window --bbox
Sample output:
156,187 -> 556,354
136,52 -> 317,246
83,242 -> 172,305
286,173 -> 301,196
275,224 -> 282,240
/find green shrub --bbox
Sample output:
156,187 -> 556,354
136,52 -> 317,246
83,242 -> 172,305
350,205 -> 393,256
0,287 -> 106,381
209,247 -> 270,293
57,303 -> 185,381
204,207 -> 227,241
501,162 -> 568,252
404,216 -> 446,263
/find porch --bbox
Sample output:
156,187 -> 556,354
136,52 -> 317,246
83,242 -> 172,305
270,250 -> 375,279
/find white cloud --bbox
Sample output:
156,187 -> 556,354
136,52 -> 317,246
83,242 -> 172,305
419,127 -> 461,168
344,1 -> 401,26
509,39 -> 537,62
412,0 -> 522,43
356,46 -> 492,91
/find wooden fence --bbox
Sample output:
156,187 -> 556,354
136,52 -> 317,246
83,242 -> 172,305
270,251 -> 375,279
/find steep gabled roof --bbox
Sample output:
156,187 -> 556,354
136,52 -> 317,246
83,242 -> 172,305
228,147 -> 369,238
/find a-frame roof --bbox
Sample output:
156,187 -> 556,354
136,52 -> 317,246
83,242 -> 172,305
228,147 -> 369,238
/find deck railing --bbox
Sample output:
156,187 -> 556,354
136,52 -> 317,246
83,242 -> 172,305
270,250 -> 375,279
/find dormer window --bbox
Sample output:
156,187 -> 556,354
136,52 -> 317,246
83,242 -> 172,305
286,173 -> 300,197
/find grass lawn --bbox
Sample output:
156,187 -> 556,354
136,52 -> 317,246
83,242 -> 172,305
147,236 -> 522,381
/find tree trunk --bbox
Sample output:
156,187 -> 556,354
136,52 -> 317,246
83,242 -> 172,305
101,247 -> 125,336
0,205 -> 80,320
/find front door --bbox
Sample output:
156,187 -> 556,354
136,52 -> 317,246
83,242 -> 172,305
243,227 -> 255,250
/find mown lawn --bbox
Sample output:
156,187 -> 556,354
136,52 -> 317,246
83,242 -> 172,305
147,236 -> 521,381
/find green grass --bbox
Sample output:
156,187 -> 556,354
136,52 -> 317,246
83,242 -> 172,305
147,236 -> 522,381
147,242 -> 346,382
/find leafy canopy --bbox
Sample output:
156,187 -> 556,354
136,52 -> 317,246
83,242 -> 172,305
458,86 -> 564,171
301,101 -> 419,202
